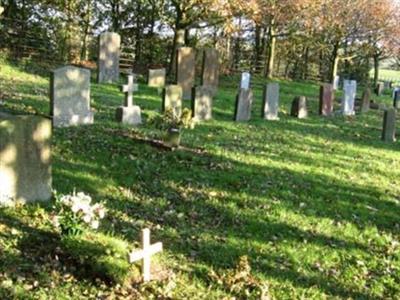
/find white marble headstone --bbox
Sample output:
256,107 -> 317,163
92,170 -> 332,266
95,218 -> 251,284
342,80 -> 357,116
240,72 -> 251,90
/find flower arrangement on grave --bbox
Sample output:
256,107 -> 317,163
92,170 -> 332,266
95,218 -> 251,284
150,107 -> 194,147
52,191 -> 106,236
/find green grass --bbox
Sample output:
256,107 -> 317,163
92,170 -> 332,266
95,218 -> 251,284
1,59 -> 400,299
369,68 -> 400,84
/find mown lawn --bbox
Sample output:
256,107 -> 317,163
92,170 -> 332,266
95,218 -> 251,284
0,59 -> 399,299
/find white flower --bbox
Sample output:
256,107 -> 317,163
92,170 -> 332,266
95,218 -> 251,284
91,220 -> 99,229
83,214 -> 91,223
98,208 -> 106,219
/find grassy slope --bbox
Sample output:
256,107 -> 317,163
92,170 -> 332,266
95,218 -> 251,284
0,60 -> 400,299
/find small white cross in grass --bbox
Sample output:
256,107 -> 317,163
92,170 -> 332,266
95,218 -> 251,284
129,228 -> 163,282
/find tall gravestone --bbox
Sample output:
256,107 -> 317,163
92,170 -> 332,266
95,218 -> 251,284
360,88 -> 371,113
0,113 -> 52,204
148,68 -> 166,88
319,84 -> 334,116
234,89 -> 253,122
394,90 -> 400,109
201,49 -> 219,95
262,83 -> 279,120
163,85 -> 183,117
291,96 -> 308,119
116,74 -> 141,126
97,32 -> 120,83
375,82 -> 384,96
176,47 -> 195,100
240,72 -> 251,90
192,86 -> 213,121
382,108 -> 396,142
50,66 -> 94,127
342,80 -> 356,116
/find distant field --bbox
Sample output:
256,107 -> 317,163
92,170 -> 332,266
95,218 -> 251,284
369,69 -> 400,83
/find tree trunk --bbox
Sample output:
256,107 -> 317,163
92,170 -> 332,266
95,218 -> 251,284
254,25 -> 261,73
266,24 -> 276,79
168,27 -> 186,76
373,54 -> 380,86
329,42 -> 340,82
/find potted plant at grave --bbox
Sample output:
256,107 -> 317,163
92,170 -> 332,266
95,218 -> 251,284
152,108 -> 194,147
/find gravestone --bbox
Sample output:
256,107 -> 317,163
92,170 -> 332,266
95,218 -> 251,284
291,96 -> 308,119
392,87 -> 400,100
361,88 -> 371,113
162,85 -> 183,117
375,82 -> 384,96
0,113 -> 52,204
116,74 -> 141,126
50,66 -> 94,127
234,89 -> 253,122
97,32 -> 120,83
384,81 -> 391,89
394,90 -> 400,109
342,80 -> 356,116
192,86 -> 213,121
382,108 -> 396,142
240,72 -> 251,90
176,47 -> 195,99
262,83 -> 279,120
201,49 -> 219,95
148,68 -> 166,88
129,228 -> 163,282
319,84 -> 334,116
333,75 -> 340,90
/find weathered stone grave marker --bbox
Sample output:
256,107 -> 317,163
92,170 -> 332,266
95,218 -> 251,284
0,113 -> 52,204
201,49 -> 219,95
360,88 -> 371,113
375,82 -> 384,96
394,90 -> 400,109
176,47 -> 195,100
129,228 -> 163,282
116,74 -> 141,126
291,96 -> 308,119
262,83 -> 279,120
319,84 -> 334,116
342,80 -> 356,116
382,108 -> 396,142
192,86 -> 213,121
234,73 -> 253,122
97,32 -> 120,83
148,68 -> 166,88
163,85 -> 183,117
50,65 -> 94,127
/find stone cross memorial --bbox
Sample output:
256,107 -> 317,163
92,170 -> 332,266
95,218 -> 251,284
360,88 -> 371,113
50,66 -> 94,127
342,80 -> 356,116
262,83 -> 280,120
0,113 -> 52,205
201,49 -> 219,95
163,85 -> 183,117
319,84 -> 334,116
192,86 -> 213,121
291,96 -> 308,119
148,68 -> 166,88
129,228 -> 163,282
382,108 -> 396,142
116,74 -> 141,126
234,89 -> 253,122
176,47 -> 195,99
97,32 -> 120,83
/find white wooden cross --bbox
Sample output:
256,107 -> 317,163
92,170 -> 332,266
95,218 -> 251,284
129,228 -> 163,282
120,74 -> 139,107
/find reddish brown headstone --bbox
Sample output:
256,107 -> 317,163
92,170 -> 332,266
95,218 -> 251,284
319,84 -> 334,116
